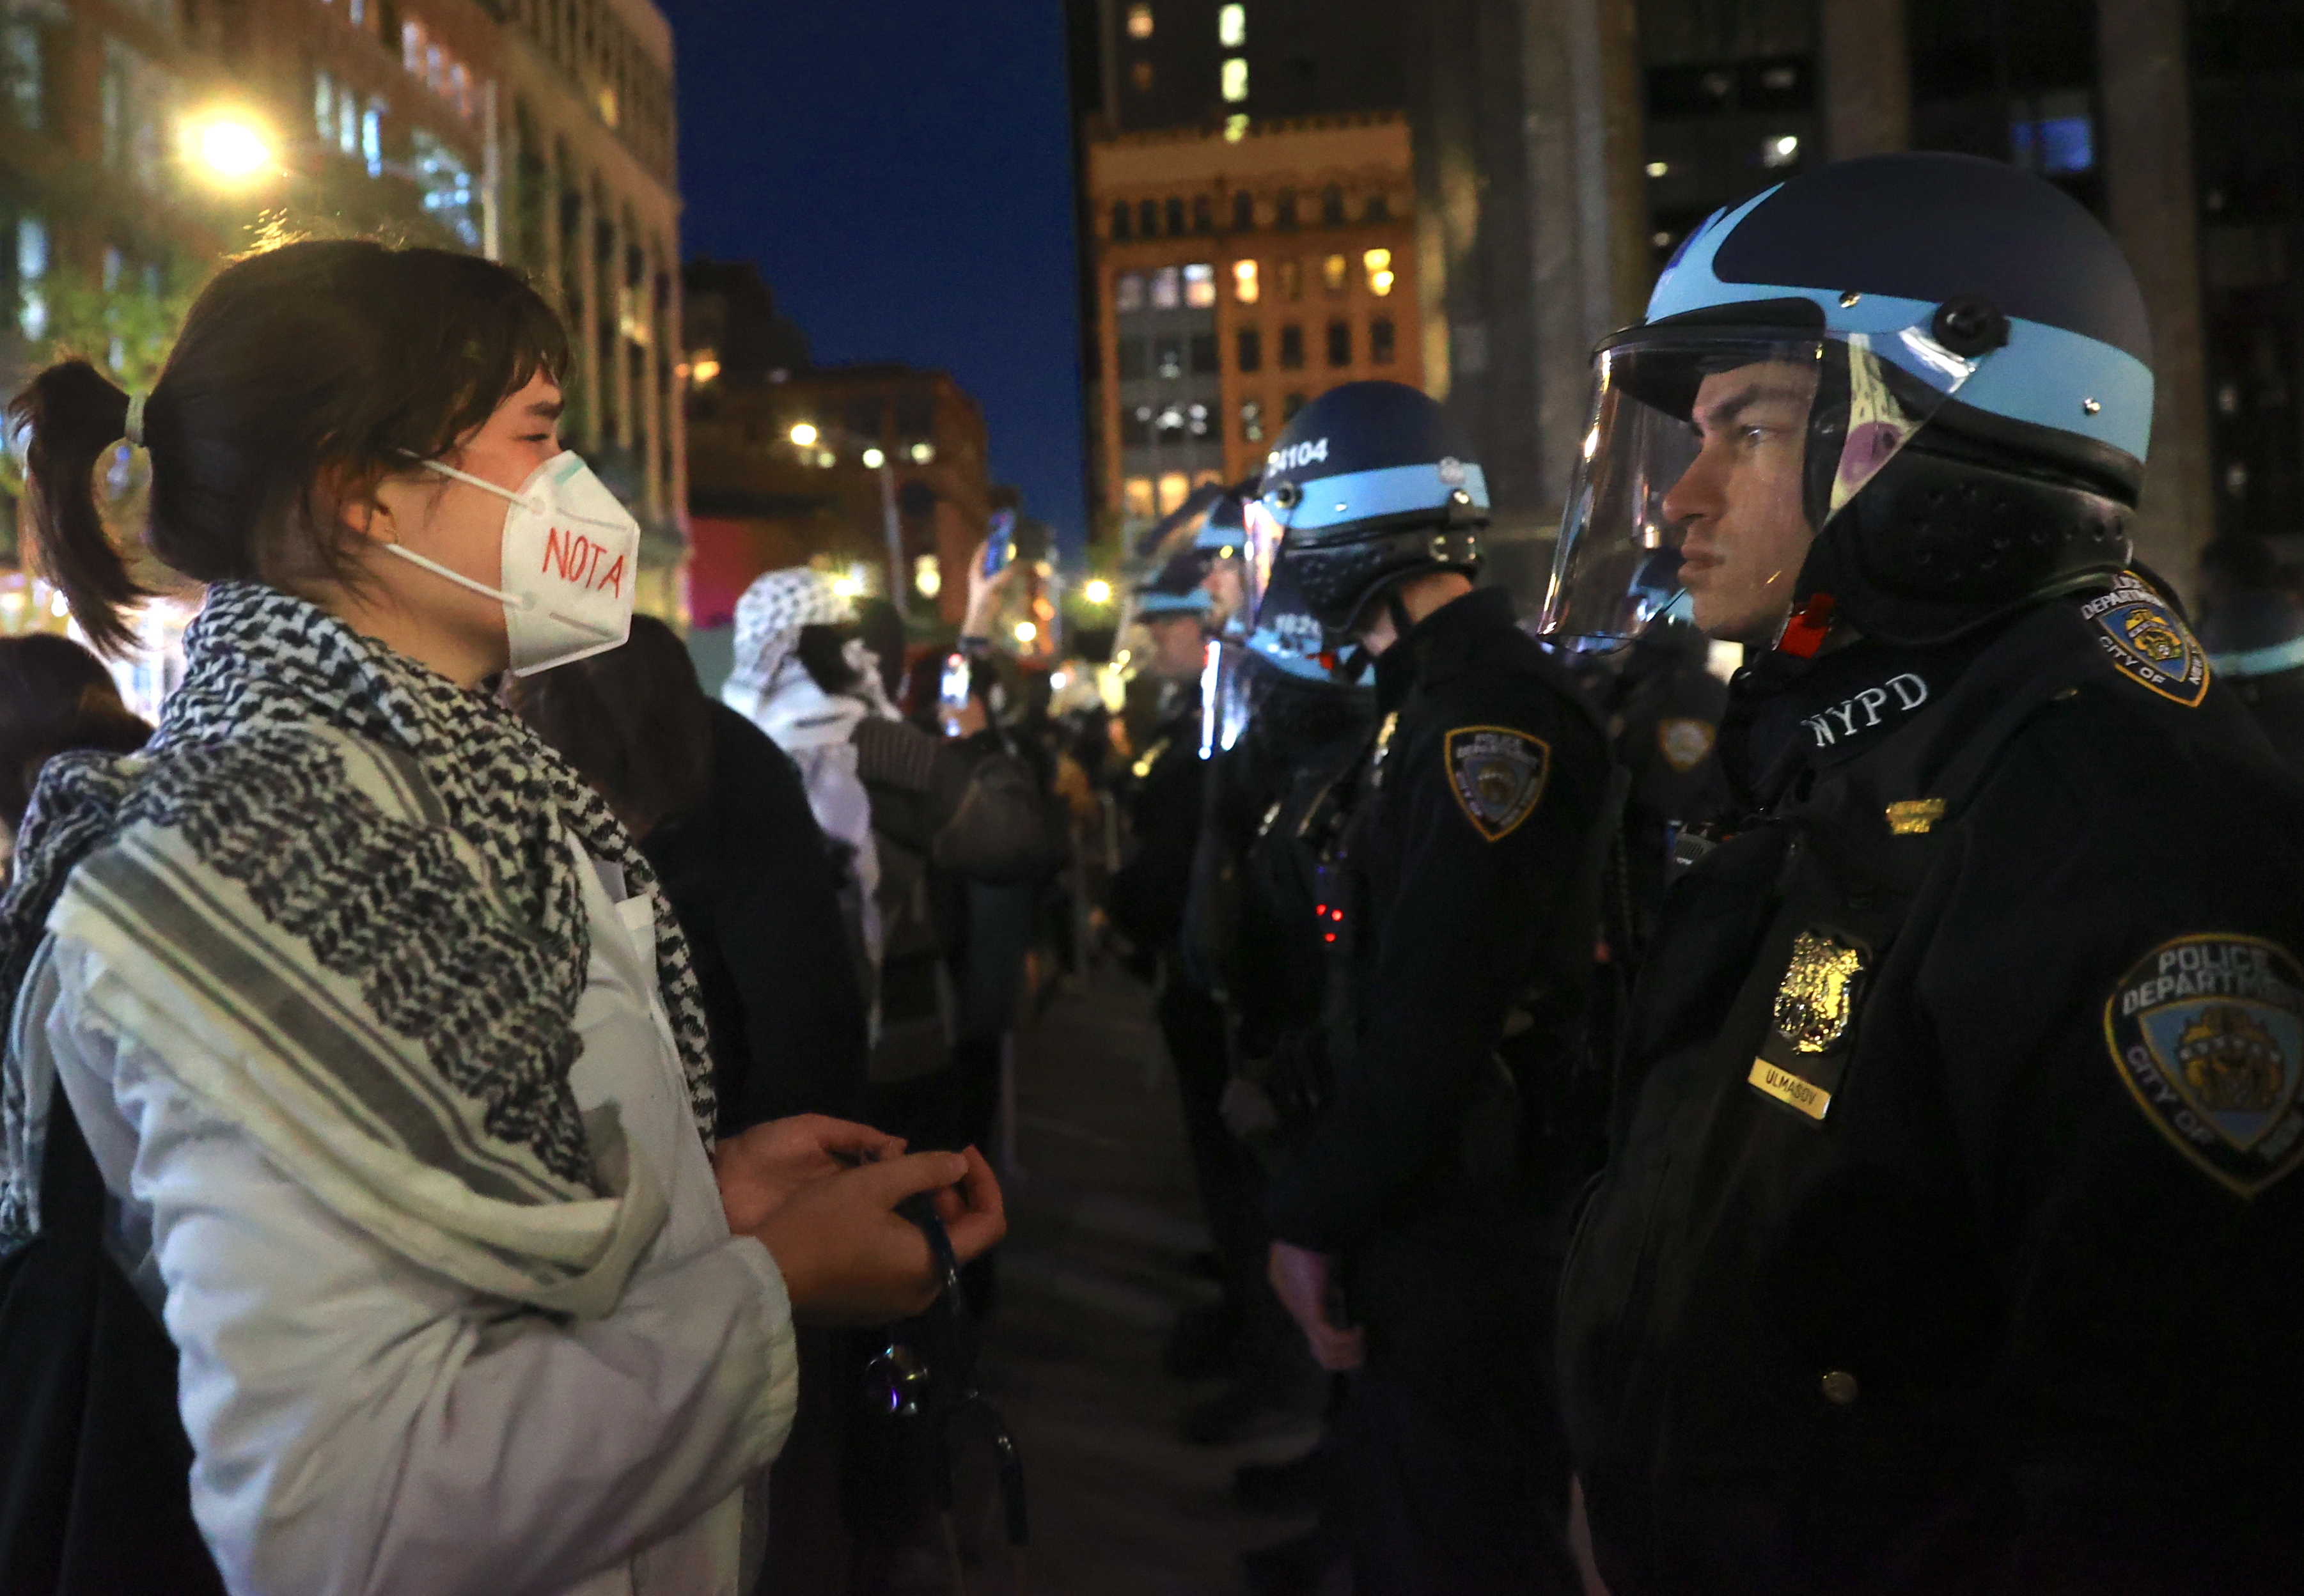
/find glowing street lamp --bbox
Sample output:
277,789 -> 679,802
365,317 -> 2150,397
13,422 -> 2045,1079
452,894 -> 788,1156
861,446 -> 886,469
1083,577 -> 1113,605
788,421 -> 820,448
183,110 -> 276,187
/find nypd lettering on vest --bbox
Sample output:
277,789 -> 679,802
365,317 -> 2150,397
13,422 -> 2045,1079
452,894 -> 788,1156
1801,672 -> 1929,748
1445,726 -> 1550,843
2081,574 -> 2210,708
2105,934 -> 2304,1196
1267,437 -> 1329,474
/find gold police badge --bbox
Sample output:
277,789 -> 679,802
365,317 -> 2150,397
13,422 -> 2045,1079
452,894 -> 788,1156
1748,929 -> 1871,1122
2080,573 -> 2210,707
2105,934 -> 2304,1196
1444,726 -> 1551,843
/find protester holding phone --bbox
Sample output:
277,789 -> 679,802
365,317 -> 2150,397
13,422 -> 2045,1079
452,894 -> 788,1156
0,240 -> 1001,1596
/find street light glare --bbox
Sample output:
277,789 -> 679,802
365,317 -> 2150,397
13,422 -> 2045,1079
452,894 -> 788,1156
861,446 -> 886,469
788,422 -> 820,448
1083,578 -> 1113,604
188,114 -> 274,184
1014,620 -> 1038,644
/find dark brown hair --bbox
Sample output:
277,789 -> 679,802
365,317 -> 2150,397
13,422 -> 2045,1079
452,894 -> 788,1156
0,632 -> 153,832
505,615 -> 714,831
7,240 -> 569,653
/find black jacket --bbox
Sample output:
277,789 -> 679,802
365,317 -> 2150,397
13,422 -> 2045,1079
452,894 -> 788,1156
1558,577 -> 2304,1595
1108,692 -> 1207,958
641,703 -> 870,1132
1264,587 -> 1613,1256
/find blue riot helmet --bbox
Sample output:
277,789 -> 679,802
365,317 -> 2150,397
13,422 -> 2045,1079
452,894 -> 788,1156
1243,381 -> 1488,638
2199,536 -> 2304,681
1543,152 -> 2149,652
1196,482 -> 1254,639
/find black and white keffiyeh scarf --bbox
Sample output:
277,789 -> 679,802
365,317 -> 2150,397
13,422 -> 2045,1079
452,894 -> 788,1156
0,581 -> 715,1313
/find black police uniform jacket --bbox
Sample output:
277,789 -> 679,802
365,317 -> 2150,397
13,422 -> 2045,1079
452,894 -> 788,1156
1107,688 -> 1206,960
1557,574 -> 2304,1596
1266,587 -> 1613,1267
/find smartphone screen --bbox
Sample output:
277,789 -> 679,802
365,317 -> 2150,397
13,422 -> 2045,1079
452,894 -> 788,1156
939,652 -> 971,710
980,509 -> 1017,580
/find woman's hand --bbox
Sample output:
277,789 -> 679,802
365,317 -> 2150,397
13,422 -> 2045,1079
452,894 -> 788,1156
962,539 -> 1020,638
1268,1240 -> 1366,1371
752,1145 -> 1008,1325
712,1114 -> 905,1237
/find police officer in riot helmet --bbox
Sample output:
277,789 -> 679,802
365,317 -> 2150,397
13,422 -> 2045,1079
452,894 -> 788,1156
2197,533 -> 2304,776
1548,152 -> 2304,1595
1242,379 -> 1616,1593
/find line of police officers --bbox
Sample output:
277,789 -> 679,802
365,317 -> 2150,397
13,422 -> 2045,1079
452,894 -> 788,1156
1104,152 -> 2304,1595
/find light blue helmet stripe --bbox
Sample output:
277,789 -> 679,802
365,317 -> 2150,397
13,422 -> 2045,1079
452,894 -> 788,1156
1137,588 -> 1212,616
2209,635 -> 2304,680
1193,518 -> 1241,554
1645,185 -> 2153,462
1271,461 -> 1491,534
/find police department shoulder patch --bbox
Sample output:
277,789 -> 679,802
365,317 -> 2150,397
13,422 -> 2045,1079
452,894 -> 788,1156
2080,573 -> 2210,707
2104,934 -> 2304,1197
1445,726 -> 1551,843
1657,717 -> 1717,774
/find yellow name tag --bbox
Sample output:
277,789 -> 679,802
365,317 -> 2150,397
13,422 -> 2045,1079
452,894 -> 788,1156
1750,1058 -> 1833,1120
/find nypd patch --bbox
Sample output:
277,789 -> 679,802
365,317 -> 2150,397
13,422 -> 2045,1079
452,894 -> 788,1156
2104,934 -> 2304,1197
1445,726 -> 1550,843
1657,717 -> 1716,774
2081,574 -> 2209,707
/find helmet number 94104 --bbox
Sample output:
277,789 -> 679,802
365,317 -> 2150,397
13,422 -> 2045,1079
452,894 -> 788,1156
1267,437 -> 1329,474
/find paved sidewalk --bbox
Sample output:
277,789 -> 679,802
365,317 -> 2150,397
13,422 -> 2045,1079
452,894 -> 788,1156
953,962 -> 1331,1595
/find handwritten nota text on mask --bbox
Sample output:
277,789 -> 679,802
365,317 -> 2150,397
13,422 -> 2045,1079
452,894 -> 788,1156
542,524 -> 628,597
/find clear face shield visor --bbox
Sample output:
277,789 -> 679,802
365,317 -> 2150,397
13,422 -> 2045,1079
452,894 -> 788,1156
1537,320 -> 1981,652
1242,491 -> 1290,634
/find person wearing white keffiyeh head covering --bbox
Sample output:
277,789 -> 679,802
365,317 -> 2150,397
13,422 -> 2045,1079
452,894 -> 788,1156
721,567 -> 898,988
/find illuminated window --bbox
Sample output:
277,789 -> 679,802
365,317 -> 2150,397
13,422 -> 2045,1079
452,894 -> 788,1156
1111,199 -> 1131,239
1188,402 -> 1211,437
1151,266 -> 1180,308
1219,3 -> 1246,46
1322,253 -> 1348,293
1124,477 -> 1156,520
1115,272 -> 1145,311
1237,327 -> 1262,372
1233,259 -> 1259,302
1225,113 -> 1248,143
1232,191 -> 1255,229
1127,3 -> 1154,38
1184,262 -> 1216,307
1363,247 -> 1395,295
1370,316 -> 1396,364
1276,257 -> 1301,299
1157,471 -> 1191,515
1221,57 -> 1248,102
1131,59 -> 1153,93
1241,397 -> 1265,442
1327,319 -> 1351,367
1156,403 -> 1185,437
1279,324 -> 1304,370
17,215 -> 47,340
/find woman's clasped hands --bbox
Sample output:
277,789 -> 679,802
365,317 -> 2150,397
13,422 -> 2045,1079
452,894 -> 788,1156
712,1115 -> 1006,1324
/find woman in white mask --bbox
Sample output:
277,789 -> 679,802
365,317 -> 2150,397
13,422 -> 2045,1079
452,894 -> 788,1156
0,240 -> 1001,1596
721,568 -> 899,994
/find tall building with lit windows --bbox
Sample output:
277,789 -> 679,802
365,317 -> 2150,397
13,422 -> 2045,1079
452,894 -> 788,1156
1067,0 -> 1413,553
0,0 -> 689,645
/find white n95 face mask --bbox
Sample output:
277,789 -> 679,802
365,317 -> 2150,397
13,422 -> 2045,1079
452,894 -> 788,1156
382,450 -> 643,677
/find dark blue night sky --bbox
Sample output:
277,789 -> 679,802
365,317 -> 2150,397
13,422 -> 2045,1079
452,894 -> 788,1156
654,0 -> 1088,559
